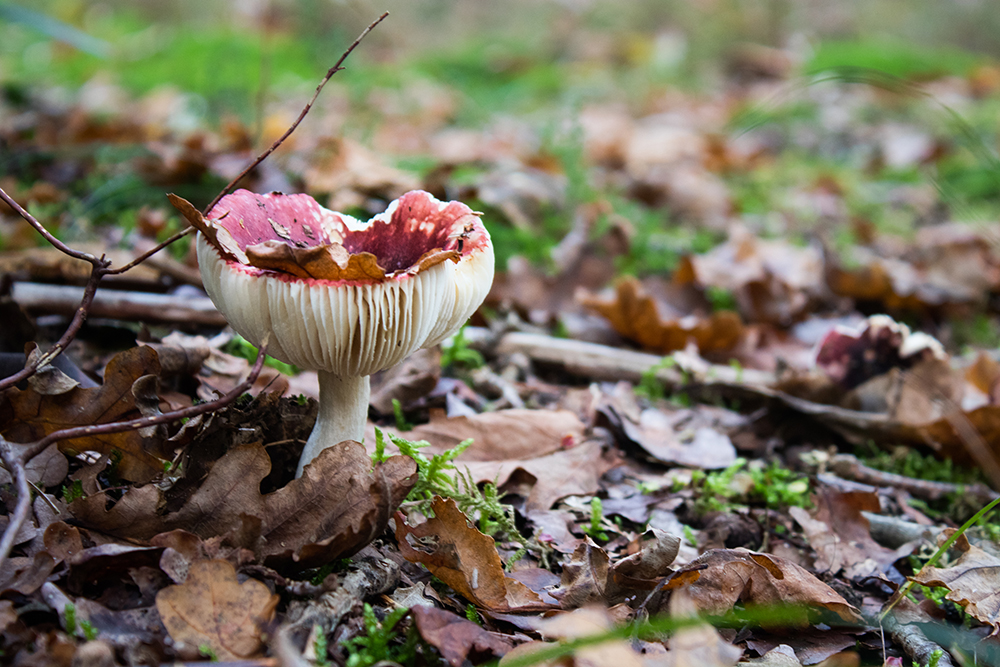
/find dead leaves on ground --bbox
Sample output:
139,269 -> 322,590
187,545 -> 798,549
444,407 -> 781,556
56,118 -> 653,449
376,408 -> 613,511
71,440 -> 416,570
0,346 -> 169,482
156,560 -> 278,661
395,497 -> 549,613
911,533 -> 1000,630
581,277 -> 743,354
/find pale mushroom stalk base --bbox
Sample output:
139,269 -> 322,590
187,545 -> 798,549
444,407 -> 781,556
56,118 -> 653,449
297,371 -> 371,477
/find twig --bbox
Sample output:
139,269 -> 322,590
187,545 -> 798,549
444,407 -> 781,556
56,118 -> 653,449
18,343 -> 268,465
830,454 -> 998,504
104,226 -> 196,276
884,615 -> 955,667
0,343 -> 267,574
11,282 -> 227,327
0,254 -> 108,393
200,11 -> 390,216
0,436 -> 35,573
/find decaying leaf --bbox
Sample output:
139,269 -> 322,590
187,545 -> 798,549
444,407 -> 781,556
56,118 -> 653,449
376,409 -> 608,511
596,387 -> 740,469
662,549 -> 863,625
665,588 -> 743,667
554,530 -> 681,609
156,560 -> 278,661
911,533 -> 1000,629
500,606 -> 646,667
395,496 -> 549,612
828,223 -> 1000,313
303,136 -> 420,207
0,346 -> 168,482
411,605 -> 512,667
70,441 -> 416,570
581,277 -> 743,354
259,440 -> 417,569
789,490 -> 913,581
680,227 -> 825,326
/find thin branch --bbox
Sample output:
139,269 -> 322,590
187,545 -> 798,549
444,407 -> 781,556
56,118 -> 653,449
0,437 -> 34,573
201,11 -> 389,216
0,263 -> 106,393
104,226 -> 196,276
0,187 -> 102,264
18,342 -> 268,464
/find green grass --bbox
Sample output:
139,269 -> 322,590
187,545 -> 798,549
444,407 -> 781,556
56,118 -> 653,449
805,38 -> 983,80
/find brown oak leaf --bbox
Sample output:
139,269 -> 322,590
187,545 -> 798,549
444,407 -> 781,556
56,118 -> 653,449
155,560 -> 278,661
0,346 -> 168,482
395,497 -> 551,612
70,441 -> 416,571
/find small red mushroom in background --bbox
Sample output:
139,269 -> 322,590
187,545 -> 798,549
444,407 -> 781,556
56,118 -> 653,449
814,314 -> 945,390
172,189 -> 494,476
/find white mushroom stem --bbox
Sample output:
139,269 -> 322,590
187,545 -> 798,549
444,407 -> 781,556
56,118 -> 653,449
297,371 -> 371,477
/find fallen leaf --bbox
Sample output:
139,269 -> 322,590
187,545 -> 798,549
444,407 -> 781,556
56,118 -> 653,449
911,533 -> 1000,629
539,606 -> 645,667
597,391 -> 739,469
665,588 -> 743,667
461,438 -> 612,512
70,441 -> 416,571
156,560 -> 278,661
682,227 -> 825,326
385,408 -> 586,461
829,223 -> 1000,312
376,409 -> 607,511
303,136 -> 419,207
259,440 -> 417,569
581,277 -> 743,354
411,605 -> 512,667
395,496 -> 549,612
554,530 -> 681,609
789,490 -> 913,581
662,549 -> 863,625
0,346 -> 168,482
739,644 -> 802,666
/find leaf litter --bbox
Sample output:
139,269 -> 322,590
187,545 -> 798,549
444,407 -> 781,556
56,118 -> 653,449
3,7 -> 1000,667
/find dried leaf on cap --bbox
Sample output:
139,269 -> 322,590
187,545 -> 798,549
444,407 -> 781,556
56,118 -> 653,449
170,189 -> 480,282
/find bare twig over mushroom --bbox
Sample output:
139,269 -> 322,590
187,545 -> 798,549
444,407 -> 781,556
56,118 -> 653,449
201,11 -> 390,217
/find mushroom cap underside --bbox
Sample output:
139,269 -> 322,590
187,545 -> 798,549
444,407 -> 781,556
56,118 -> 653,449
197,220 -> 494,376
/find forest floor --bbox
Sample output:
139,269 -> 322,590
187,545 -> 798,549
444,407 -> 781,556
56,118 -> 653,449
3,4 -> 1000,666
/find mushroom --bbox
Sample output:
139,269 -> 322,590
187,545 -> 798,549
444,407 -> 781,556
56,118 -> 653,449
171,189 -> 494,476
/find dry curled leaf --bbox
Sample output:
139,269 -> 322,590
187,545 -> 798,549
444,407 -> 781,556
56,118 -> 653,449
0,346 -> 168,482
662,549 -> 863,625
155,559 -> 278,661
395,497 -> 550,613
911,534 -> 1000,629
500,607 -> 646,667
581,277 -> 743,354
411,605 -> 512,667
70,441 -> 416,570
169,189 -> 475,281
377,409 -> 607,511
789,490 -> 913,582
680,227 -> 825,326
